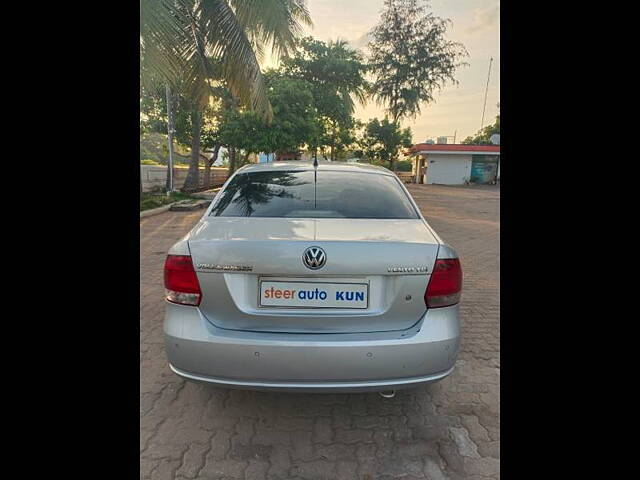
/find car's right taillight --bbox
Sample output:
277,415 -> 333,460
425,258 -> 462,308
164,255 -> 202,306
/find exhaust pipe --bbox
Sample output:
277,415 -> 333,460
379,390 -> 396,399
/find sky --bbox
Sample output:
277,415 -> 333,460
265,0 -> 500,143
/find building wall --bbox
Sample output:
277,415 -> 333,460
140,165 -> 228,192
425,154 -> 472,185
258,153 -> 275,163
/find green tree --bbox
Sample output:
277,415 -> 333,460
282,37 -> 368,160
141,0 -> 311,118
368,0 -> 467,124
218,109 -> 263,172
140,80 -> 168,136
140,69 -> 178,191
263,73 -> 318,156
462,115 -> 500,145
219,74 -> 318,167
140,77 -> 227,189
358,118 -> 413,170
140,0 -> 312,191
319,116 -> 359,161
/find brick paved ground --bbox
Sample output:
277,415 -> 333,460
140,184 -> 500,480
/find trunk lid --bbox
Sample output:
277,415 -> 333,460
188,217 -> 440,333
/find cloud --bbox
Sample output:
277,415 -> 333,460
349,32 -> 373,51
466,3 -> 500,34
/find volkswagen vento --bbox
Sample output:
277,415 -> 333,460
163,161 -> 462,393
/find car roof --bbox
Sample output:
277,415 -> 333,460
235,161 -> 394,176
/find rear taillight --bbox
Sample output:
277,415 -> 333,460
164,255 -> 202,306
425,258 -> 462,308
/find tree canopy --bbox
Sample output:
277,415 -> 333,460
282,37 -> 369,160
368,0 -> 468,124
140,0 -> 312,190
357,117 -> 413,170
140,80 -> 224,155
214,37 -> 370,161
219,73 -> 318,156
140,1 -> 472,192
140,0 -> 312,118
462,115 -> 500,145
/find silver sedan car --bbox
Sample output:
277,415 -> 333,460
164,161 -> 462,393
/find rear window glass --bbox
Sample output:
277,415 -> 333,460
209,170 -> 418,219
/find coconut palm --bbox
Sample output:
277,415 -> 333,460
140,0 -> 312,190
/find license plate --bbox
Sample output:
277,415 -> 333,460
259,280 -> 369,309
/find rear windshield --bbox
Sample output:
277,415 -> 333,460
209,170 -> 419,219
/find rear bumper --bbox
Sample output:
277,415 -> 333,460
164,302 -> 460,393
169,363 -> 455,393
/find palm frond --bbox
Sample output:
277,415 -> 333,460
230,0 -> 312,58
198,0 -> 273,119
141,0 -> 311,121
140,0 -> 189,87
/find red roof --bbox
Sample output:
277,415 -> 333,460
410,143 -> 500,154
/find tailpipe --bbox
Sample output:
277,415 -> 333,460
379,390 -> 396,399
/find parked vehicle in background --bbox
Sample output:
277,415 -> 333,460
163,161 -> 462,392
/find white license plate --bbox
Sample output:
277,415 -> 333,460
259,280 -> 369,309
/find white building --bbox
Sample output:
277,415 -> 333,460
409,144 -> 500,185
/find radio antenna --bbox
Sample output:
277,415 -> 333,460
313,156 -> 318,207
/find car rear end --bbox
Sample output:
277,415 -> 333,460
163,164 -> 462,392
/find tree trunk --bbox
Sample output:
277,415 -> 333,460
228,146 -> 237,175
203,159 -> 211,191
203,144 -> 221,189
182,109 -> 201,192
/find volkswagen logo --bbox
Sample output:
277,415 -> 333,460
302,246 -> 326,270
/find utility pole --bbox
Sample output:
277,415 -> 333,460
165,84 -> 175,194
480,57 -> 493,131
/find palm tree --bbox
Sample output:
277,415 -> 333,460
140,0 -> 312,190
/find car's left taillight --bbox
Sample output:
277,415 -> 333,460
164,255 -> 202,306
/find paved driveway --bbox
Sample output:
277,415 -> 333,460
141,184 -> 500,480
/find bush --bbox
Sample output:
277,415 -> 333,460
368,159 -> 412,171
141,159 -> 161,166
140,198 -> 164,211
395,160 -> 412,172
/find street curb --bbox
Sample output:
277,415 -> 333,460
140,203 -> 176,219
169,200 -> 210,211
192,187 -> 221,200
140,188 -> 220,220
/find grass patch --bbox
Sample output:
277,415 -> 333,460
141,158 -> 162,166
140,191 -> 197,212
